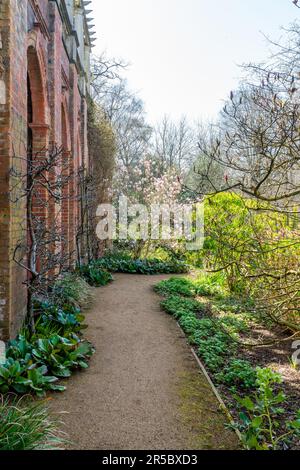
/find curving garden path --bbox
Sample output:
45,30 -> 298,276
50,274 -> 238,450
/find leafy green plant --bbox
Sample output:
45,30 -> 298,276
217,314 -> 249,335
0,395 -> 64,450
154,256 -> 300,450
26,366 -> 65,396
3,328 -> 93,396
32,335 -> 93,379
0,359 -> 64,397
216,359 -> 257,390
194,323 -> 234,372
6,336 -> 33,363
0,359 -> 32,395
0,263 -> 99,400
93,257 -> 189,275
234,367 -> 300,450
102,249 -> 133,261
178,313 -> 203,335
78,265 -> 113,287
160,295 -> 206,318
156,279 -> 247,373
155,277 -> 195,297
203,192 -> 300,330
52,273 -> 93,309
35,302 -> 87,337
194,272 -> 227,297
214,295 -> 255,315
194,315 -> 248,372
160,297 -> 236,373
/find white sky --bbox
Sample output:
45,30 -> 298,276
90,0 -> 298,124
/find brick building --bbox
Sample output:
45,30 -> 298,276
0,0 -> 94,339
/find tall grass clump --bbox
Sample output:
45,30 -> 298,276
0,395 -> 64,450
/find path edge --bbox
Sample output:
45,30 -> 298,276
175,322 -> 243,445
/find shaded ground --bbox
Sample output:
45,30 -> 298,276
195,294 -> 300,449
237,325 -> 300,448
50,274 -> 239,450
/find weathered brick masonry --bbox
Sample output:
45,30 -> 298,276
0,0 -> 93,339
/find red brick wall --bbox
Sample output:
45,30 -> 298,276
0,0 -> 11,339
10,0 -> 28,338
0,0 -> 90,340
0,0 -> 28,339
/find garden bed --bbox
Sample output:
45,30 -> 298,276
89,256 -> 189,275
229,323 -> 300,447
0,272 -> 97,450
155,275 -> 300,450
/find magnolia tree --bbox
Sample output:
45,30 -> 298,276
112,157 -> 188,258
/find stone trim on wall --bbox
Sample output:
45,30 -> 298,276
29,0 -> 51,40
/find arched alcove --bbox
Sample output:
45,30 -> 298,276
61,101 -> 72,259
26,38 -> 50,278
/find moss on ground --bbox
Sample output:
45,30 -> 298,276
177,371 -> 240,450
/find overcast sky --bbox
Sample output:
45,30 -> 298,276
90,0 -> 298,124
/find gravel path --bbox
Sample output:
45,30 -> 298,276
50,274 -> 239,450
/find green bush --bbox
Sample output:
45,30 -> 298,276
214,296 -> 255,315
217,314 -> 249,335
0,395 -> 64,450
178,313 -> 203,336
194,273 -> 227,297
203,193 -> 300,330
193,316 -> 248,372
155,275 -> 250,375
78,265 -> 113,287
